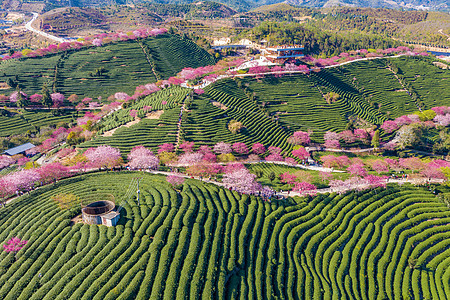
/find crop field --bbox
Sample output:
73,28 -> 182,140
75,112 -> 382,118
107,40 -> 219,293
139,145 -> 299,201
0,110 -> 79,137
80,86 -> 184,154
184,78 -> 293,149
0,172 -> 449,299
224,56 -> 448,142
142,35 -> 215,80
0,34 -> 214,100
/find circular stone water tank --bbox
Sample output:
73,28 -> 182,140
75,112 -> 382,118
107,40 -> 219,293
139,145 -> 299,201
81,200 -> 116,225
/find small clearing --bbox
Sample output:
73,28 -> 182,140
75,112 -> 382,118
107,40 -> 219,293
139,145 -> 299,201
146,110 -> 164,119
212,101 -> 228,110
0,82 -> 10,89
102,118 -> 141,137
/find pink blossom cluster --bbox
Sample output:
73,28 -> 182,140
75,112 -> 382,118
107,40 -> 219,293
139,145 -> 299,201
222,167 -> 262,195
1,27 -> 168,62
288,131 -> 311,145
3,237 -> 27,253
127,146 -> 159,170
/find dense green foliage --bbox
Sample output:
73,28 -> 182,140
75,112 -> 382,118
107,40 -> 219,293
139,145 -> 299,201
247,21 -> 403,57
0,34 -> 214,101
0,172 -> 449,298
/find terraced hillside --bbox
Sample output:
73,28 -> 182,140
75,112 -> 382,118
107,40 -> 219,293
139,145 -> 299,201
80,86 -> 185,154
0,172 -> 448,299
0,110 -> 78,137
0,34 -> 214,100
217,56 -> 448,142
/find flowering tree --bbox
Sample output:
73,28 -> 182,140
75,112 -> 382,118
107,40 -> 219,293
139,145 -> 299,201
0,155 -> 15,169
288,131 -> 311,145
1,169 -> 40,194
178,152 -> 204,166
186,162 -> 222,177
127,146 -> 159,170
232,142 -> 248,155
280,172 -> 297,185
222,168 -> 262,195
38,163 -> 70,184
213,142 -> 232,154
354,129 -> 369,142
84,146 -> 122,168
158,143 -> 175,154
252,143 -> 266,155
347,163 -> 368,177
167,175 -> 185,188
339,130 -> 356,144
3,237 -> 27,253
399,157 -> 425,172
179,142 -> 195,153
292,147 -> 310,160
202,152 -> 217,163
324,139 -> 340,149
381,120 -> 399,133
51,93 -> 65,108
370,159 -> 389,173
434,114 -> 450,127
321,155 -> 351,169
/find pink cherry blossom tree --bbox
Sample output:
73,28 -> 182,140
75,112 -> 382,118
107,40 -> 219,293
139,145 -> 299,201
252,143 -> 266,155
232,142 -> 248,155
179,142 -> 195,153
84,146 -> 122,169
0,155 -> 15,169
293,182 -> 316,194
280,172 -> 297,185
3,237 -> 27,253
371,160 -> 389,173
292,147 -> 310,160
167,175 -> 185,188
158,143 -> 175,154
347,163 -> 368,177
222,168 -> 262,195
38,163 -> 70,184
339,130 -> 356,144
127,146 -> 159,170
381,120 -> 399,133
213,142 -> 232,154
288,131 -> 311,145
178,152 -> 204,166
51,93 -> 65,108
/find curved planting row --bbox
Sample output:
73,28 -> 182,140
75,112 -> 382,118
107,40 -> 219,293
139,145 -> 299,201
97,86 -> 186,134
0,110 -> 78,137
338,59 -> 416,118
80,108 -> 179,155
0,34 -> 214,100
191,79 -> 292,151
0,172 -> 449,299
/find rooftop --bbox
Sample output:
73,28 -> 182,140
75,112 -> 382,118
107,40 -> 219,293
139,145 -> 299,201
3,143 -> 36,156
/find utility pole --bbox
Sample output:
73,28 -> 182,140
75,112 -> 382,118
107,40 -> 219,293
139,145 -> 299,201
137,178 -> 141,206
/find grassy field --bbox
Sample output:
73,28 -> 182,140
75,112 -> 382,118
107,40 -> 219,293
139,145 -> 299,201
0,172 -> 448,299
0,34 -> 214,101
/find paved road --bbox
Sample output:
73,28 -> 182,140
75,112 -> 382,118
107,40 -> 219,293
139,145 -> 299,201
25,12 -> 68,43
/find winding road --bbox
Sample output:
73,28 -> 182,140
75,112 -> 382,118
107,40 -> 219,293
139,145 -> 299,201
25,12 -> 68,43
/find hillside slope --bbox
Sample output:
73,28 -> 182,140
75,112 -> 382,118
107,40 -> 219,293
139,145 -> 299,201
0,172 -> 448,299
0,34 -> 215,100
81,56 -> 449,155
